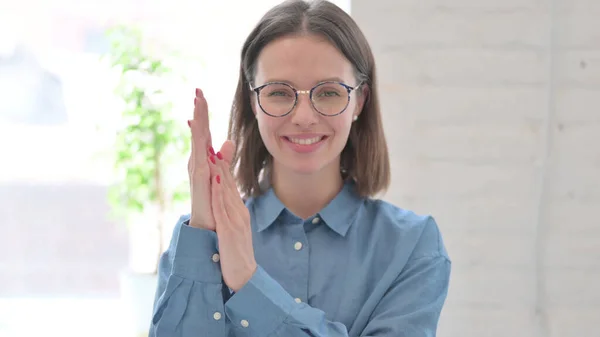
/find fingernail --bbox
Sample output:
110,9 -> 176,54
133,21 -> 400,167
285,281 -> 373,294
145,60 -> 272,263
195,88 -> 199,97
216,152 -> 223,160
216,175 -> 221,184
187,120 -> 191,128
209,155 -> 216,164
209,147 -> 215,155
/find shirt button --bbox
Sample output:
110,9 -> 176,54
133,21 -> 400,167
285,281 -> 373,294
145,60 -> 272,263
294,297 -> 302,303
241,319 -> 249,328
294,241 -> 303,251
213,312 -> 222,320
312,217 -> 320,224
212,253 -> 220,263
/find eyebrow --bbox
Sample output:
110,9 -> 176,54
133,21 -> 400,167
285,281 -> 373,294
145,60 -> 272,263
261,77 -> 347,86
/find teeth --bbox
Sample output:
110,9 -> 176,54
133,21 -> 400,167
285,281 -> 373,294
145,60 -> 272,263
289,136 -> 323,145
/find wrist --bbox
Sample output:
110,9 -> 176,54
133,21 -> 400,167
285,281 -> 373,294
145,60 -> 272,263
230,263 -> 258,292
188,217 -> 215,231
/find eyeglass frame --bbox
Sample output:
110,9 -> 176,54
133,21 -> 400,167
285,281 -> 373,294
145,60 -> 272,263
249,80 -> 363,117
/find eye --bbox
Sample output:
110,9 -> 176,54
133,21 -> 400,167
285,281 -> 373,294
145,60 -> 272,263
267,90 -> 291,97
261,83 -> 295,98
318,91 -> 341,97
314,84 -> 345,98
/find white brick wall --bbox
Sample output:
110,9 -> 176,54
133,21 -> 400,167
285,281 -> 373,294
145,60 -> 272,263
352,0 -> 600,336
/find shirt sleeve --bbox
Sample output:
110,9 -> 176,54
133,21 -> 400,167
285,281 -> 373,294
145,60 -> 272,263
149,216 -> 231,337
360,255 -> 451,337
223,254 -> 451,337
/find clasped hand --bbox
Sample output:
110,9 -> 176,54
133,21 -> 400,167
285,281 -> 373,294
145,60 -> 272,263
188,88 -> 257,292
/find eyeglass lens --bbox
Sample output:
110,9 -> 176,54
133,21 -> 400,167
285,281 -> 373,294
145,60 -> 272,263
258,82 -> 350,116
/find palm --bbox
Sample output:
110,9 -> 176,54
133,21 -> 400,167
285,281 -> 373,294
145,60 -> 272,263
188,90 -> 234,230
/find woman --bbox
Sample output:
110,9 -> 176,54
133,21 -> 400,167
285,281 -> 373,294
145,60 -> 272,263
150,0 -> 451,336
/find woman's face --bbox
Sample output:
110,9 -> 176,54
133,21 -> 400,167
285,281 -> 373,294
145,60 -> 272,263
251,34 -> 365,176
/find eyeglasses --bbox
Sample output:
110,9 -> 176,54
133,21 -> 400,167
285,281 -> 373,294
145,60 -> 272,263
250,81 -> 362,117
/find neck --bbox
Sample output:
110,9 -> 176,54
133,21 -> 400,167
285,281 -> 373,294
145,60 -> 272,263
270,161 -> 344,219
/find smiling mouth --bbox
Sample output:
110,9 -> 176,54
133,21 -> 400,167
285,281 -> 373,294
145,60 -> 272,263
284,136 -> 327,145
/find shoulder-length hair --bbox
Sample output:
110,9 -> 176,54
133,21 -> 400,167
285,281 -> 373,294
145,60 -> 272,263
227,0 -> 390,198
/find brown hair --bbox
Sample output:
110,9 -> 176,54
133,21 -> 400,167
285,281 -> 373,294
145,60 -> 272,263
227,0 -> 390,198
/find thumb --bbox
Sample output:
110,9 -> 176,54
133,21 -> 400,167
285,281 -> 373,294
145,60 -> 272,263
219,140 -> 235,164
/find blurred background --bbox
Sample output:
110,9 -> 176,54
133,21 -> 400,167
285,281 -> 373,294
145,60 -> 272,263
0,0 -> 598,336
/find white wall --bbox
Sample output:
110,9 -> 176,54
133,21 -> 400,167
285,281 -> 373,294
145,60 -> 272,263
351,0 -> 600,336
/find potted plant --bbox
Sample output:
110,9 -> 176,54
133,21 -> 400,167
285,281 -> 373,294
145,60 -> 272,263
103,25 -> 190,337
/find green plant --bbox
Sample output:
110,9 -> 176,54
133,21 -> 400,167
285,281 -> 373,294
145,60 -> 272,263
103,25 -> 190,273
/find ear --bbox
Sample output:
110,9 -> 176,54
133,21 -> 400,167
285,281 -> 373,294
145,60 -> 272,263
249,90 -> 259,117
354,84 -> 369,118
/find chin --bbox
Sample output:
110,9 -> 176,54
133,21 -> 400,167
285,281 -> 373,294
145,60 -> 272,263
281,157 -> 325,175
277,150 -> 343,177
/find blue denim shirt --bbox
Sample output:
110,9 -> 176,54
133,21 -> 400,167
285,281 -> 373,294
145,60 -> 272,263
150,182 -> 451,336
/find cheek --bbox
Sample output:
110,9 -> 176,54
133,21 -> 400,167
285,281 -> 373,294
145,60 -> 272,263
256,115 -> 283,142
251,98 -> 260,118
349,98 -> 362,116
332,115 -> 354,135
326,118 -> 353,151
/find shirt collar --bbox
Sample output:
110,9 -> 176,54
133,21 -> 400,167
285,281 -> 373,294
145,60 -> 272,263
253,181 -> 364,237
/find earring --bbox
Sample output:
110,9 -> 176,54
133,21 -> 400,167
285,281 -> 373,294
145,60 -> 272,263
352,115 -> 358,122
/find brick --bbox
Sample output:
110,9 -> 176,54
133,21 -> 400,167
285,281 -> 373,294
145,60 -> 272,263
547,308 -> 600,337
556,0 -> 600,13
556,51 -> 600,87
438,307 -> 536,337
448,265 -> 536,306
542,235 -> 600,269
358,9 -> 550,50
549,122 -> 600,159
545,268 -> 600,306
353,0 -> 600,335
555,88 -> 600,123
377,50 -> 549,86
353,0 -> 547,11
444,233 -> 536,268
353,0 -> 598,13
379,85 -> 548,123
543,199 -> 600,235
557,11 -> 600,48
387,159 -> 539,199
384,120 -> 545,163
544,159 -> 600,200
393,195 -> 539,235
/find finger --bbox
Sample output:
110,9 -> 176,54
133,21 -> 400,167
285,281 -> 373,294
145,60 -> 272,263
210,158 -> 229,229
217,156 -> 250,231
216,152 -> 243,207
210,152 -> 240,216
207,153 -> 219,182
193,88 -> 213,153
187,121 -> 193,175
193,89 -> 210,128
218,140 -> 235,164
190,120 -> 208,169
214,150 -> 234,190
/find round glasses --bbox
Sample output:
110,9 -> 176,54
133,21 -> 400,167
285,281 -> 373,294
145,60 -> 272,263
250,81 -> 361,117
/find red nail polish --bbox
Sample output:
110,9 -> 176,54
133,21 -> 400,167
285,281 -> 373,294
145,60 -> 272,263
187,120 -> 191,127
216,175 -> 221,184
216,152 -> 223,160
209,147 -> 215,155
209,155 -> 216,164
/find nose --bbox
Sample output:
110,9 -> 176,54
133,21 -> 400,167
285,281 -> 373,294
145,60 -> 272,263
290,92 -> 318,126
